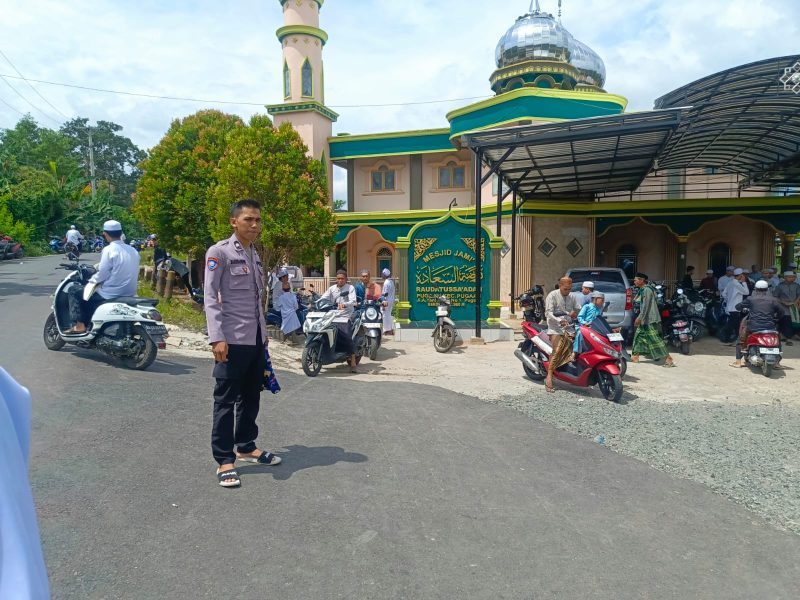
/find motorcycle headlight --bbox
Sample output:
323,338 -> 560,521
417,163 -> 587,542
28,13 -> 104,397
694,302 -> 704,313
365,306 -> 378,320
602,346 -> 621,359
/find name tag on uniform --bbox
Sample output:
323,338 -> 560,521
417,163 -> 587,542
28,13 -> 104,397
230,259 -> 246,265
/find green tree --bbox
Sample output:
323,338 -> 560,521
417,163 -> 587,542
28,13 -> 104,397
0,193 -> 33,245
133,110 -> 244,256
212,116 -> 337,268
60,118 -> 146,207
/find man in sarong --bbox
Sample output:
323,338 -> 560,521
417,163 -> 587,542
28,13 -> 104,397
773,271 -> 800,344
631,272 -> 675,367
544,276 -> 580,392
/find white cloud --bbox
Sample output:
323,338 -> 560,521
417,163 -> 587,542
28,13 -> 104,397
1,0 -> 797,155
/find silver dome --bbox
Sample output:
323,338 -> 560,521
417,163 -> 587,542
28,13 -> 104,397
495,11 -> 572,68
570,37 -> 606,88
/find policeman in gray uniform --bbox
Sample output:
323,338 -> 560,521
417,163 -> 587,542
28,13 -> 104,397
204,199 -> 281,488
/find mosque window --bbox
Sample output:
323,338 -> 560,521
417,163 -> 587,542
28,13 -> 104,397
377,247 -> 393,276
283,61 -> 291,98
438,161 -> 466,189
301,59 -> 313,97
371,165 -> 396,192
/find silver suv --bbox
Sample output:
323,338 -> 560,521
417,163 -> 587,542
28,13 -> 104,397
565,267 -> 634,334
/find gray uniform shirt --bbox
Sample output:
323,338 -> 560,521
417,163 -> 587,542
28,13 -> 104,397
545,289 -> 580,335
204,234 -> 267,346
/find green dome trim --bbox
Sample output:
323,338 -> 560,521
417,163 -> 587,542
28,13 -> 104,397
447,88 -> 627,139
276,24 -> 328,46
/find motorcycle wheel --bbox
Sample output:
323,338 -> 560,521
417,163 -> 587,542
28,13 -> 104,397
368,339 -> 379,361
523,350 -> 545,381
43,313 -> 65,351
690,322 -> 707,341
120,325 -> 157,370
762,361 -> 773,378
680,341 -> 691,355
597,371 -> 623,403
301,342 -> 323,377
15,249 -> 24,259
618,358 -> 628,378
433,323 -> 456,353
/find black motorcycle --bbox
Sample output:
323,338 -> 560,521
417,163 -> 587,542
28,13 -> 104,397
514,285 -> 545,323
658,288 -> 694,355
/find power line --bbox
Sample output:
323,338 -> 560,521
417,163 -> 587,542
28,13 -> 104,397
0,72 -> 492,109
0,73 -> 61,125
0,93 -> 25,117
0,48 -> 71,120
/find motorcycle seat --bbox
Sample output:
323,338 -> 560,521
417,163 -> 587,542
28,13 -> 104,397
112,296 -> 159,307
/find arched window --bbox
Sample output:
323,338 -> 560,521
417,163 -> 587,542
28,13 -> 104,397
283,61 -> 291,98
377,247 -> 392,276
438,161 -> 466,189
371,165 -> 396,191
616,244 -> 637,280
301,59 -> 313,97
708,243 -> 732,277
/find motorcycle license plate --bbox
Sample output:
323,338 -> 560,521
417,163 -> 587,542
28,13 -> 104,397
307,312 -> 326,319
435,309 -> 448,317
678,328 -> 691,334
607,333 -> 624,342
760,347 -> 780,355
144,324 -> 168,336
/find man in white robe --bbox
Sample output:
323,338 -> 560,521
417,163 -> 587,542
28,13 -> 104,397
276,282 -> 301,338
381,268 -> 395,335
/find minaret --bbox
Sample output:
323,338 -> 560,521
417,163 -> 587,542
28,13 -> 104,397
266,0 -> 338,197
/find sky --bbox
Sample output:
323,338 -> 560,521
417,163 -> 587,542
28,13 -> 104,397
1,0 -> 798,199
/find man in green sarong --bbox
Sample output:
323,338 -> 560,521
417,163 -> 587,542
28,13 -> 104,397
631,272 -> 675,367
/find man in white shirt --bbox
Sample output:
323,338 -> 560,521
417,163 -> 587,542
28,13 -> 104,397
322,269 -> 358,370
65,219 -> 141,334
723,268 -> 750,342
65,225 -> 84,250
717,266 -> 735,294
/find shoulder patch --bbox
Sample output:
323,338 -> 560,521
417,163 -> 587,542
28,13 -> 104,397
207,257 -> 220,271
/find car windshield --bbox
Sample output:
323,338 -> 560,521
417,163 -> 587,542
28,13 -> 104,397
569,271 -> 627,294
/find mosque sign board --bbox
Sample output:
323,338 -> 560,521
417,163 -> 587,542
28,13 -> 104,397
406,214 -> 492,322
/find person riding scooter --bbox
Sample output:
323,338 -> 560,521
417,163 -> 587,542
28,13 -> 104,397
730,279 -> 785,369
573,291 -> 606,360
65,220 -> 140,335
321,269 -> 358,371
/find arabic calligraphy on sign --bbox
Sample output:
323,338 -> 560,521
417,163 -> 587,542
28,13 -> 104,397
415,264 -> 478,285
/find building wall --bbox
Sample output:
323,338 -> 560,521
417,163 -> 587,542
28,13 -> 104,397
685,215 -> 776,272
352,156 -> 411,212
596,220 -> 672,281
345,227 -> 396,278
420,150 -> 475,210
531,216 -> 593,288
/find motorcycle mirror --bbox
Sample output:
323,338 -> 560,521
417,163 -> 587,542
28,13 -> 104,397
677,288 -> 684,295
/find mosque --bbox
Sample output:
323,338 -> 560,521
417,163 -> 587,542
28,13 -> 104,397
267,0 -> 800,328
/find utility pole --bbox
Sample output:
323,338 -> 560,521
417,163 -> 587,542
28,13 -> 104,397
87,127 -> 97,202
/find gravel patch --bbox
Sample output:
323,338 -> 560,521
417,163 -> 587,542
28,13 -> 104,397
494,391 -> 800,535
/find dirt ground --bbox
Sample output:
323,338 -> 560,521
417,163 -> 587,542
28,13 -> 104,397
165,325 -> 798,407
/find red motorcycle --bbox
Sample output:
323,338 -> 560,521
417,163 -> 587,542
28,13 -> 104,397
515,312 -> 624,402
0,233 -> 24,260
743,329 -> 782,377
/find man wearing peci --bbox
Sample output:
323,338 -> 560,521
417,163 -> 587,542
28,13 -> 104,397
204,199 -> 282,489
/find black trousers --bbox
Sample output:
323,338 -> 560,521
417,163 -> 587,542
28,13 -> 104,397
211,331 -> 264,466
778,315 -> 795,339
67,283 -> 108,326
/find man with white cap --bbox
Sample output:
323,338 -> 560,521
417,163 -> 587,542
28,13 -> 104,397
271,267 -> 289,306
773,271 -> 800,343
381,268 -> 395,335
573,281 -> 594,306
731,280 -> 785,368
717,266 -> 735,294
65,219 -> 140,335
65,224 -> 84,250
722,267 -> 750,343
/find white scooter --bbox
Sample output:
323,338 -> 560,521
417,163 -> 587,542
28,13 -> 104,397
301,296 -> 366,377
43,255 -> 168,370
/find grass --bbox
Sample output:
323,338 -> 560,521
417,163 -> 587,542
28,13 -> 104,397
137,282 -> 207,332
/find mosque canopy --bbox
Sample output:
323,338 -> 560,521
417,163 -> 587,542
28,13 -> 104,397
463,55 -> 800,199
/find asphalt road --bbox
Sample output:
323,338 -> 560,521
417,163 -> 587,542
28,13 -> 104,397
2,255 -> 799,599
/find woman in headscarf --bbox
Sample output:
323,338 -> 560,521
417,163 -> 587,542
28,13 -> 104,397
381,268 -> 395,335
632,273 -> 675,367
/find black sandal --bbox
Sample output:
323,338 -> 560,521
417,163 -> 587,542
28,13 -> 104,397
236,451 -> 282,466
216,468 -> 241,488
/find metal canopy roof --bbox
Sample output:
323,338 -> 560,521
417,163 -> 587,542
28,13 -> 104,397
460,109 -> 685,199
461,56 -> 800,197
654,55 -> 800,182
